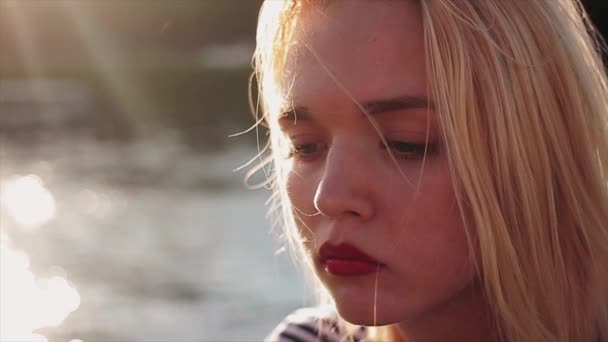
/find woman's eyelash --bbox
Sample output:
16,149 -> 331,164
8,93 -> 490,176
286,143 -> 324,159
285,141 -> 435,160
384,141 -> 435,159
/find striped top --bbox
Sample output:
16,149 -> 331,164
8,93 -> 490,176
265,306 -> 367,342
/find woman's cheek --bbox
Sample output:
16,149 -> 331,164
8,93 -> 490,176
285,168 -> 319,228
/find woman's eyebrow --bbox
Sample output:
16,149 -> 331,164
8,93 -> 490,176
362,95 -> 435,115
278,106 -> 311,126
277,95 -> 434,125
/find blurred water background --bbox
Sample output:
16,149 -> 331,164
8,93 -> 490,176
0,1 -> 313,341
1,1 -> 606,342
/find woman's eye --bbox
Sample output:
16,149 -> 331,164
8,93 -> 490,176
287,143 -> 325,160
384,140 -> 432,160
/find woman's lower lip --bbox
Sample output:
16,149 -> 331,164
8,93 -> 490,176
324,259 -> 383,276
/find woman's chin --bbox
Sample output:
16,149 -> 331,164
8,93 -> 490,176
333,300 -> 402,327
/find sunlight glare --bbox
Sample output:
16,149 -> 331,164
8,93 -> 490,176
1,175 -> 57,228
0,232 -> 81,342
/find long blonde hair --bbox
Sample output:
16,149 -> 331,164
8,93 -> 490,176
252,1 -> 608,341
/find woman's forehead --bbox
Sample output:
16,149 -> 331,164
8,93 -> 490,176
288,0 -> 423,61
279,0 -> 428,113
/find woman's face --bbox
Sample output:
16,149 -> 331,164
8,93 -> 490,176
275,0 -> 476,325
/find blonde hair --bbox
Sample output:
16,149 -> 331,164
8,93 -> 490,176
252,1 -> 608,341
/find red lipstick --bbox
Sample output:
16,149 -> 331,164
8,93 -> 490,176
319,242 -> 383,276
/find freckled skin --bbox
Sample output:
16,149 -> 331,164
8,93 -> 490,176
277,1 -> 495,341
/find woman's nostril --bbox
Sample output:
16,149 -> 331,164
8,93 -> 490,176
347,210 -> 362,218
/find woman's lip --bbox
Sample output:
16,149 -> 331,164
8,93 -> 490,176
319,242 -> 380,263
318,242 -> 383,276
324,259 -> 383,276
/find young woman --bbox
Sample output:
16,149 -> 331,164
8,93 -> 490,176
251,0 -> 608,341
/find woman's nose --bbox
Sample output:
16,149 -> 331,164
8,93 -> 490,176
312,144 -> 375,220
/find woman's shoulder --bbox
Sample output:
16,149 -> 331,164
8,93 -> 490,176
265,306 -> 367,342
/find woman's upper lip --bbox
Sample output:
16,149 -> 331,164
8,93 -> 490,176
319,242 -> 381,264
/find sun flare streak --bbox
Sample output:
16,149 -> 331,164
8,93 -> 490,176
59,1 -> 151,129
3,1 -> 43,74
